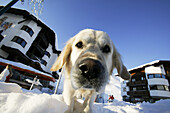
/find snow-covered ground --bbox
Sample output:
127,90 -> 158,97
0,76 -> 170,113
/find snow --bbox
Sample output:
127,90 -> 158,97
0,82 -> 22,93
114,60 -> 163,76
0,76 -> 170,113
0,92 -> 67,113
127,60 -> 160,72
105,75 -> 123,101
145,65 -> 166,75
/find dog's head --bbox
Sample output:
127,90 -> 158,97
51,29 -> 130,92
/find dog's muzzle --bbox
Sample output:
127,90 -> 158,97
71,58 -> 108,92
78,59 -> 104,80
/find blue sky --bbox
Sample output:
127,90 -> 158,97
1,0 -> 170,70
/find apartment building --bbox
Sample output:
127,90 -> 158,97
121,60 -> 170,103
0,6 -> 60,89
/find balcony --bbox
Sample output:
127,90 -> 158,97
127,80 -> 147,86
148,78 -> 169,86
127,90 -> 149,97
150,90 -> 170,98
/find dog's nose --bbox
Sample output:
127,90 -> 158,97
78,59 -> 104,79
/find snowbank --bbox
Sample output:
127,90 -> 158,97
0,82 -> 22,93
0,82 -> 66,113
0,93 -> 67,113
0,76 -> 170,113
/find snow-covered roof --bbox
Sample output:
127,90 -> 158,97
128,60 -> 160,72
0,58 -> 55,82
115,60 -> 170,76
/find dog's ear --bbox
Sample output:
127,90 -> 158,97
51,37 -> 75,71
111,47 -> 130,80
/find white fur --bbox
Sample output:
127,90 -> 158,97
51,29 -> 130,113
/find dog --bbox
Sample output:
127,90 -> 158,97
51,29 -> 130,113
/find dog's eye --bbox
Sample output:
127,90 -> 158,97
76,41 -> 83,48
102,45 -> 110,53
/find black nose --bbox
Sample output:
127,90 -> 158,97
78,59 -> 104,79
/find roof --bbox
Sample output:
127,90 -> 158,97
0,58 -> 56,82
115,60 -> 170,76
0,6 -> 59,54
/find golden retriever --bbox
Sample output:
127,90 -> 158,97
51,29 -> 130,113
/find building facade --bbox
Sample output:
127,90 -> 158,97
121,60 -> 170,103
0,6 -> 60,89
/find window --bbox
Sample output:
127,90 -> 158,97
162,75 -> 166,79
123,81 -> 126,84
21,25 -> 34,37
143,86 -> 147,90
150,85 -> 169,91
141,77 -> 146,80
133,87 -> 136,91
155,74 -> 161,78
44,51 -> 51,58
148,74 -> 154,79
12,36 -> 27,48
150,85 -> 157,90
40,59 -> 47,66
164,86 -> 169,91
157,85 -> 164,90
132,79 -> 135,82
123,88 -> 126,92
21,41 -> 27,47
148,74 -> 166,79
